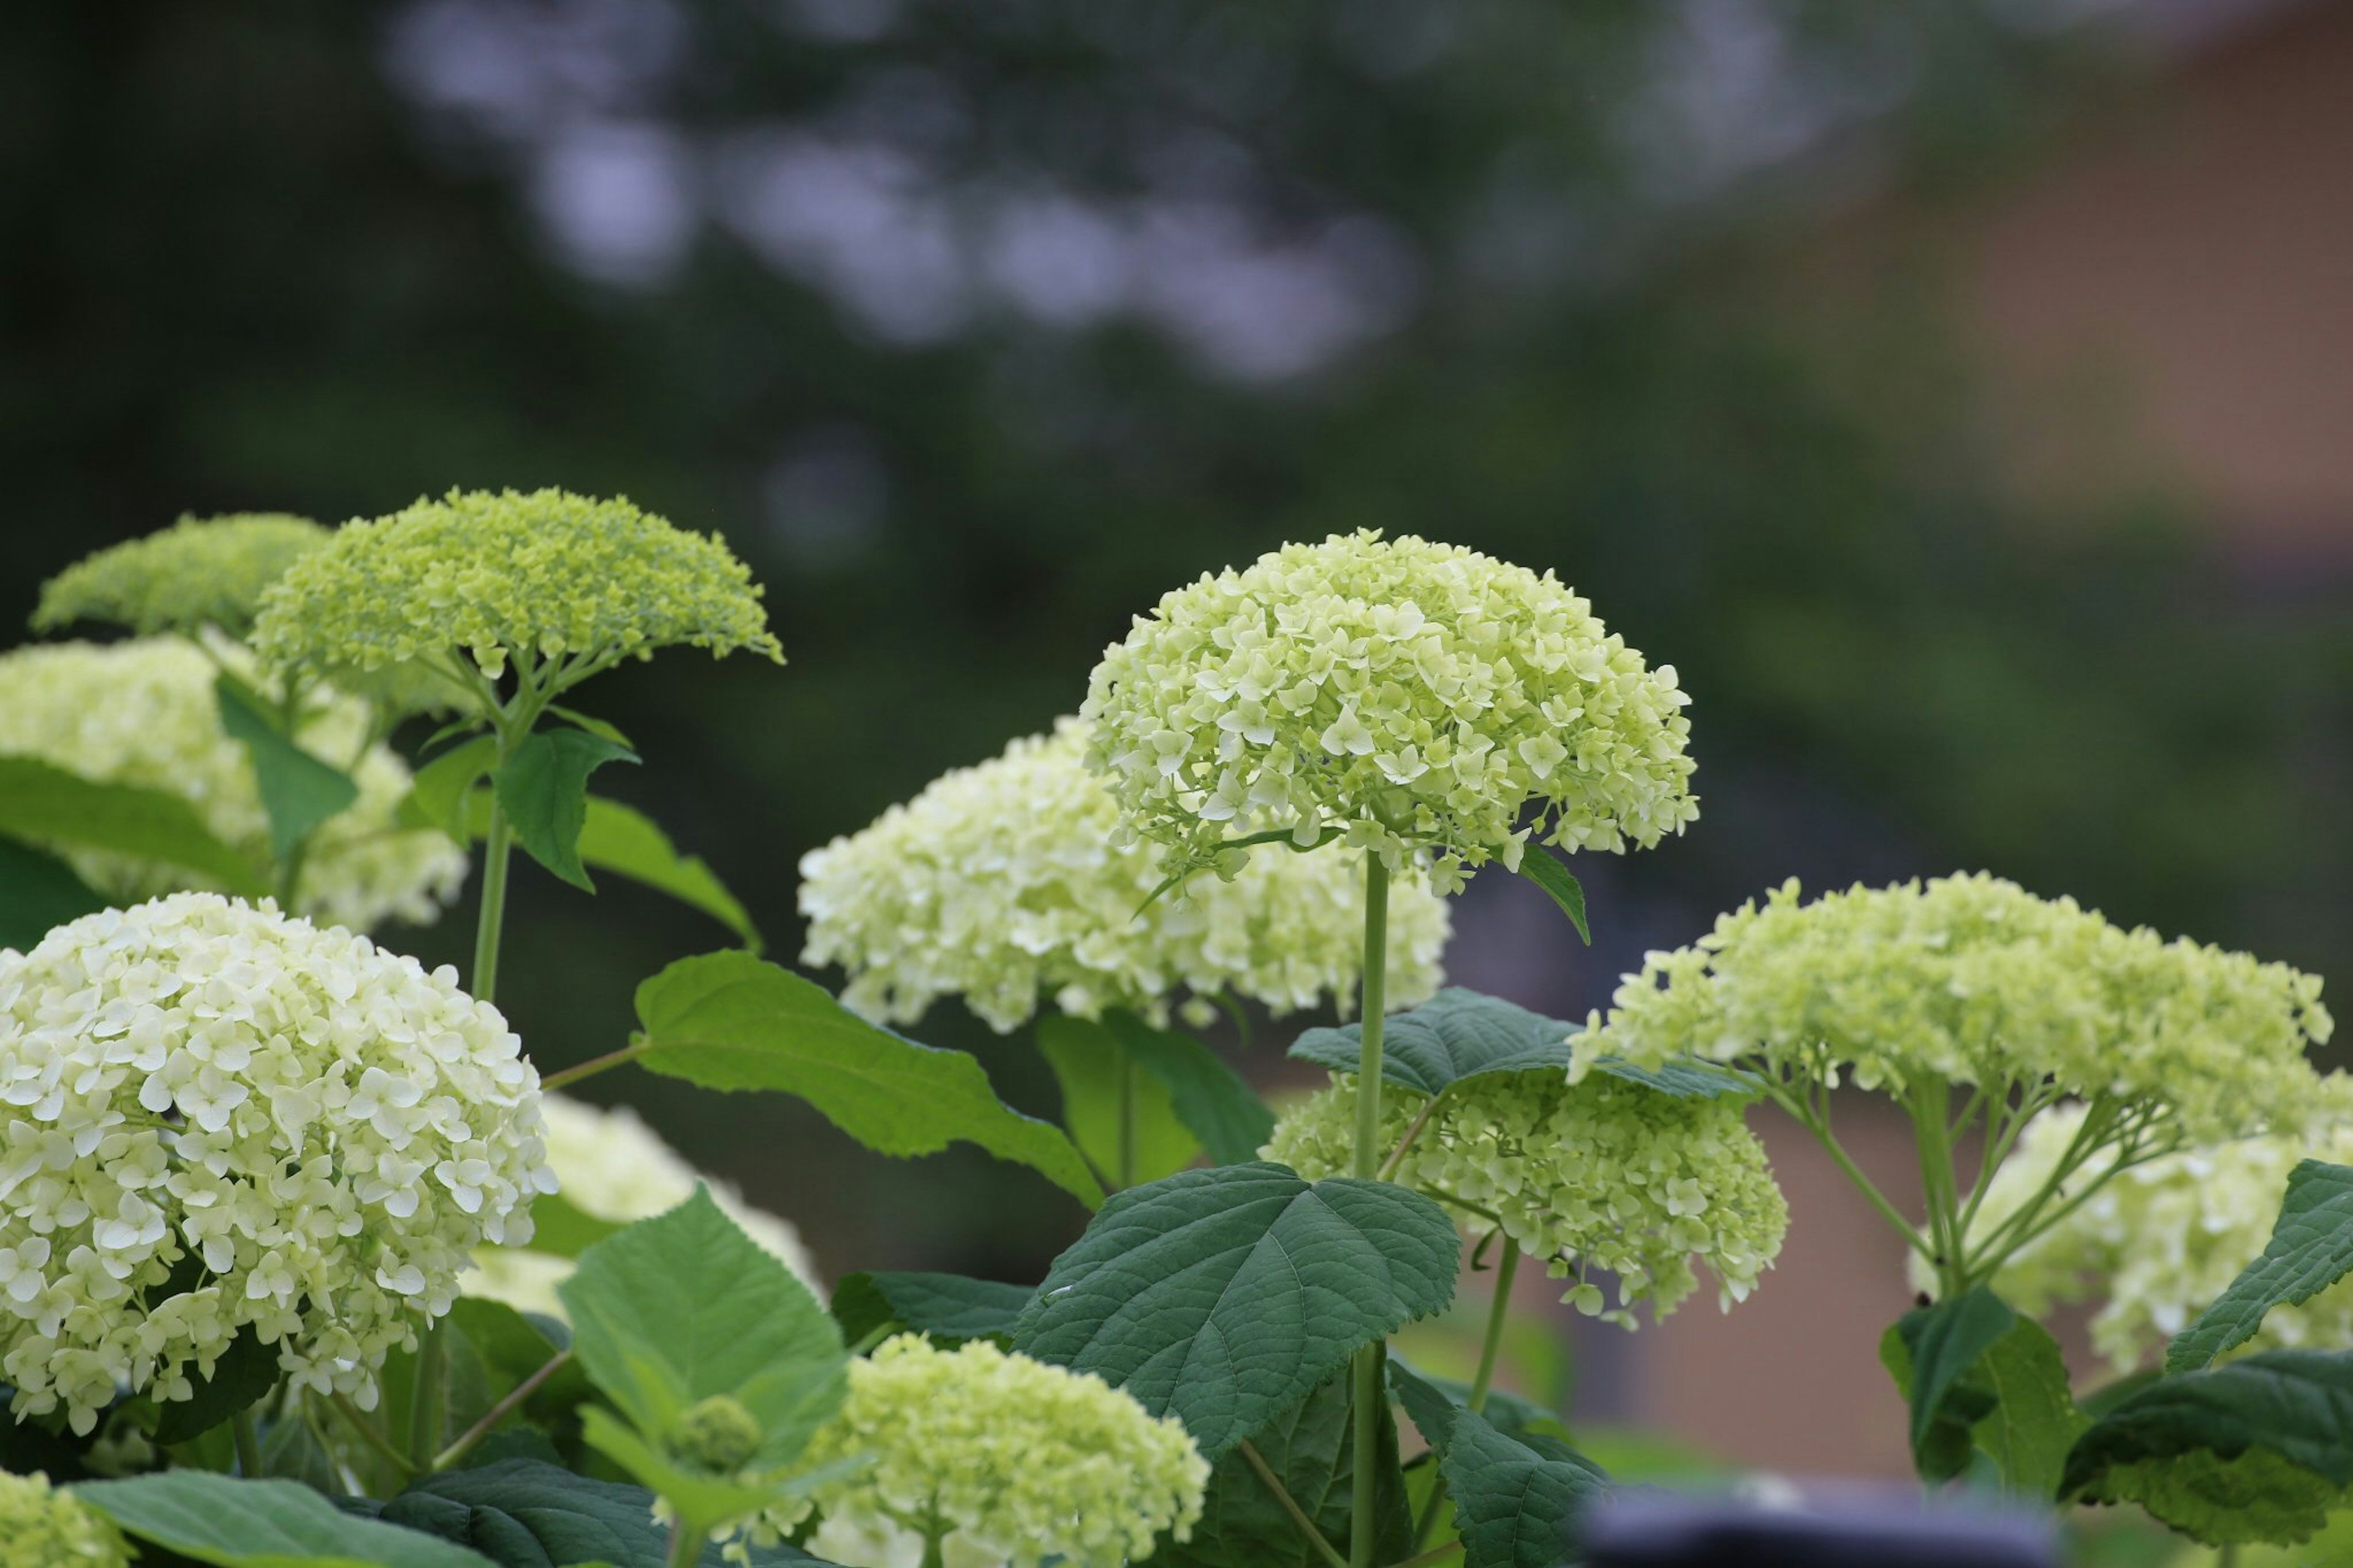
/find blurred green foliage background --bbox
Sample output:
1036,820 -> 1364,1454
4,1 -> 2346,1284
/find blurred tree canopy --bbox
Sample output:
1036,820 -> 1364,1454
3,0 -> 2346,1268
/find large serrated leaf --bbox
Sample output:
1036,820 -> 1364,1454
559,1187 -> 844,1466
366,1458 -> 830,1568
1288,988 -> 1756,1101
0,755 -> 267,895
1391,1362 -> 1606,1568
495,729 -> 638,892
2170,1161 -> 2353,1373
214,672 -> 360,859
830,1271 -> 1033,1348
1013,1161 -> 1458,1460
1161,1368 -> 1414,1568
74,1472 -> 500,1567
629,952 -> 1102,1207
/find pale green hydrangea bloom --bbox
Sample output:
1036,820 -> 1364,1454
34,513 -> 327,640
0,639 -> 469,931
798,721 -> 1451,1033
745,1335 -> 1208,1568
0,1469 -> 131,1567
1082,531 -> 1698,890
469,1093 -> 818,1317
1267,1072 -> 1786,1325
0,893 -> 552,1433
1579,874 -> 2332,1145
1952,1094 -> 2353,1373
251,488 -> 780,695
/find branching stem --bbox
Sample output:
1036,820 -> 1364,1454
1238,1438 -> 1349,1568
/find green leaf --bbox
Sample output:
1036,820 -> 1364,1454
148,1324 -> 283,1444
517,1191 -> 628,1261
547,706 -> 633,748
0,836 -> 109,949
1012,1161 -> 1460,1459
0,756 -> 267,895
574,797 -> 763,952
1108,1011 -> 1276,1166
1968,1316 -> 2088,1501
73,1472 -> 501,1567
1884,1287 -> 2020,1481
1037,1014 -> 1202,1187
1161,1367 -> 1414,1568
495,728 -> 639,891
559,1187 -> 846,1466
629,952 -> 1102,1207
369,1457 -> 778,1568
1288,988 -> 1756,1102
574,1410 -> 849,1540
2171,1161 -> 2353,1374
1387,1352 -> 1570,1445
400,736 -> 498,842
1391,1362 -> 1607,1568
830,1271 -> 1033,1349
1514,850 -> 1590,944
2063,1351 -> 2353,1542
214,672 -> 360,858
447,1297 -> 591,1422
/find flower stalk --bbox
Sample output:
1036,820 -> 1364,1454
1350,852 -> 1392,1568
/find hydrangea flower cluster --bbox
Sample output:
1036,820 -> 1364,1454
1082,531 -> 1699,889
770,1335 -> 1208,1568
798,721 -> 1452,1032
251,488 -> 781,689
32,513 -> 327,640
0,1469 -> 129,1568
469,1093 -> 818,1317
1268,1072 -> 1786,1324
0,894 -> 551,1432
0,639 -> 469,931
1957,1097 -> 2353,1373
1579,874 -> 2332,1144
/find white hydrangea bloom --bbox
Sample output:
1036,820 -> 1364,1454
1956,1091 -> 2353,1373
798,720 -> 1450,1034
469,1094 -> 818,1316
0,638 -> 468,931
0,894 -> 550,1432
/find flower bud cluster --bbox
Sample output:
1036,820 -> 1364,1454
0,894 -> 550,1432
34,513 -> 327,641
0,1470 -> 129,1568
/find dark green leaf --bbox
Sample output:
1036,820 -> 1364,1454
148,1325 -> 282,1445
1013,1161 -> 1459,1459
1387,1352 -> 1571,1445
1288,988 -> 1756,1102
2064,1350 -> 2353,1500
372,1458 -> 790,1568
1037,1014 -> 1202,1187
631,952 -> 1102,1207
447,1298 -> 591,1423
830,1271 -> 1032,1349
495,728 -> 638,891
0,836 -> 109,948
2170,1161 -> 2353,1373
1968,1316 -> 2086,1501
214,672 -> 359,858
0,756 -> 267,895
74,1472 -> 500,1567
1514,850 -> 1590,944
1161,1368 -> 1414,1568
1108,1011 -> 1276,1166
401,736 -> 498,842
547,707 -> 632,748
1885,1288 -> 2020,1481
1391,1362 -> 1606,1568
559,1187 -> 846,1468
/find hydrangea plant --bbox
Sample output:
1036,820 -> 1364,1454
4,510 -> 2346,1568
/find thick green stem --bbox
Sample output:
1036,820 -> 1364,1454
408,1320 -> 449,1471
666,1518 -> 702,1568
231,1406 -> 263,1477
1467,1240 -> 1520,1414
1118,1045 -> 1139,1190
1349,852 -> 1392,1568
471,792 -> 515,1005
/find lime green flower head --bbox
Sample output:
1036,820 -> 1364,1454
798,720 -> 1452,1034
1082,531 -> 1698,892
250,488 -> 781,700
1267,1070 -> 1786,1325
1578,874 -> 2332,1145
1953,1089 -> 2353,1374
779,1335 -> 1208,1568
34,512 -> 327,642
0,638 -> 467,931
0,1471 -> 131,1568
